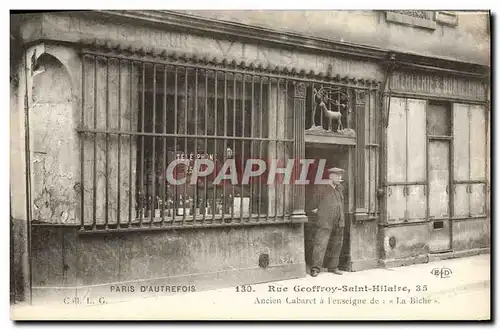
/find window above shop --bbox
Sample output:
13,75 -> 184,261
385,10 -> 458,30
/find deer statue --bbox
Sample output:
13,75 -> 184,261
312,87 -> 348,132
319,99 -> 343,132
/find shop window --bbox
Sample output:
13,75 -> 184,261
79,55 -> 295,231
427,101 -> 451,136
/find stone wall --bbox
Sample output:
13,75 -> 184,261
178,10 -> 490,65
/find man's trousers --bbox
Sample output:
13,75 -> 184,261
311,225 -> 345,270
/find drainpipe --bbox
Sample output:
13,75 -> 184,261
382,53 -> 396,128
377,53 -> 396,199
377,53 -> 397,261
23,48 -> 33,305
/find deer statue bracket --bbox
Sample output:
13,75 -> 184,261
309,86 -> 353,134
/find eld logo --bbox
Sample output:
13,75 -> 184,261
430,267 -> 453,279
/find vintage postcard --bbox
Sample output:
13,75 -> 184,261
9,9 -> 491,320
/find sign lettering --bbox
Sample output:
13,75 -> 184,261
391,71 -> 486,101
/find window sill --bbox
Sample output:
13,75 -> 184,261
386,11 -> 436,30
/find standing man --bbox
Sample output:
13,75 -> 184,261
310,167 -> 345,277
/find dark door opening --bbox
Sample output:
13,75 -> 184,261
304,144 -> 350,272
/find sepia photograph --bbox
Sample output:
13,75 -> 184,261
8,7 -> 491,321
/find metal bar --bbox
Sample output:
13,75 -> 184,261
92,57 -> 97,230
105,59 -> 110,229
173,68 -> 178,224
258,78 -> 263,220
80,56 -> 85,230
77,217 -> 298,235
161,66 -> 167,226
117,59 -> 122,228
310,83 -> 315,127
223,72 -> 227,223
193,69 -> 199,224
212,72 -> 218,224
274,78 -> 279,221
23,49 -> 34,304
182,68 -> 188,225
75,128 -> 290,141
240,74 -> 245,223
283,79 -> 288,218
231,73 -> 236,221
128,61 -> 133,227
453,179 -> 487,184
267,76 -> 271,222
428,135 -> 453,140
202,71 -> 208,224
386,181 -> 427,186
374,91 -> 379,215
367,91 -> 371,214
249,76 -> 255,221
292,82 -> 298,218
139,63 -> 146,226
81,50 -> 377,90
405,99 -> 409,214
150,65 -> 157,226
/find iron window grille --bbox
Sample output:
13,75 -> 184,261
24,42 -> 381,233
78,49 -> 299,233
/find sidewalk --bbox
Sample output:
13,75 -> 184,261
11,254 -> 490,320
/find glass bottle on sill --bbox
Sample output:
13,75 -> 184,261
145,196 -> 152,218
225,194 -> 233,214
185,195 -> 193,216
155,196 -> 161,219
167,197 -> 173,217
177,195 -> 184,216
198,197 -> 205,215
206,200 -> 212,215
216,196 -> 223,215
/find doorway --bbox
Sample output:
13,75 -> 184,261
304,144 -> 351,271
427,101 -> 452,253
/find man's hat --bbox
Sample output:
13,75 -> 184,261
327,167 -> 345,174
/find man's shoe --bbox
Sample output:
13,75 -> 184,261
310,268 -> 320,277
328,268 -> 343,275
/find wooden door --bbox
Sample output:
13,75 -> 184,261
386,185 -> 405,223
406,99 -> 427,222
469,105 -> 486,181
407,99 -> 426,183
453,104 -> 470,182
428,140 -> 451,252
470,183 -> 486,216
387,98 -> 407,183
429,141 -> 450,219
453,183 -> 470,217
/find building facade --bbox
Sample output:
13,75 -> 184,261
10,10 -> 490,304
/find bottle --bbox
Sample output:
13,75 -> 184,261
206,200 -> 212,215
155,196 -> 161,218
199,197 -> 205,215
188,196 -> 195,216
185,195 -> 192,216
178,195 -> 184,216
227,194 -> 233,214
216,196 -> 223,215
167,197 -> 173,217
